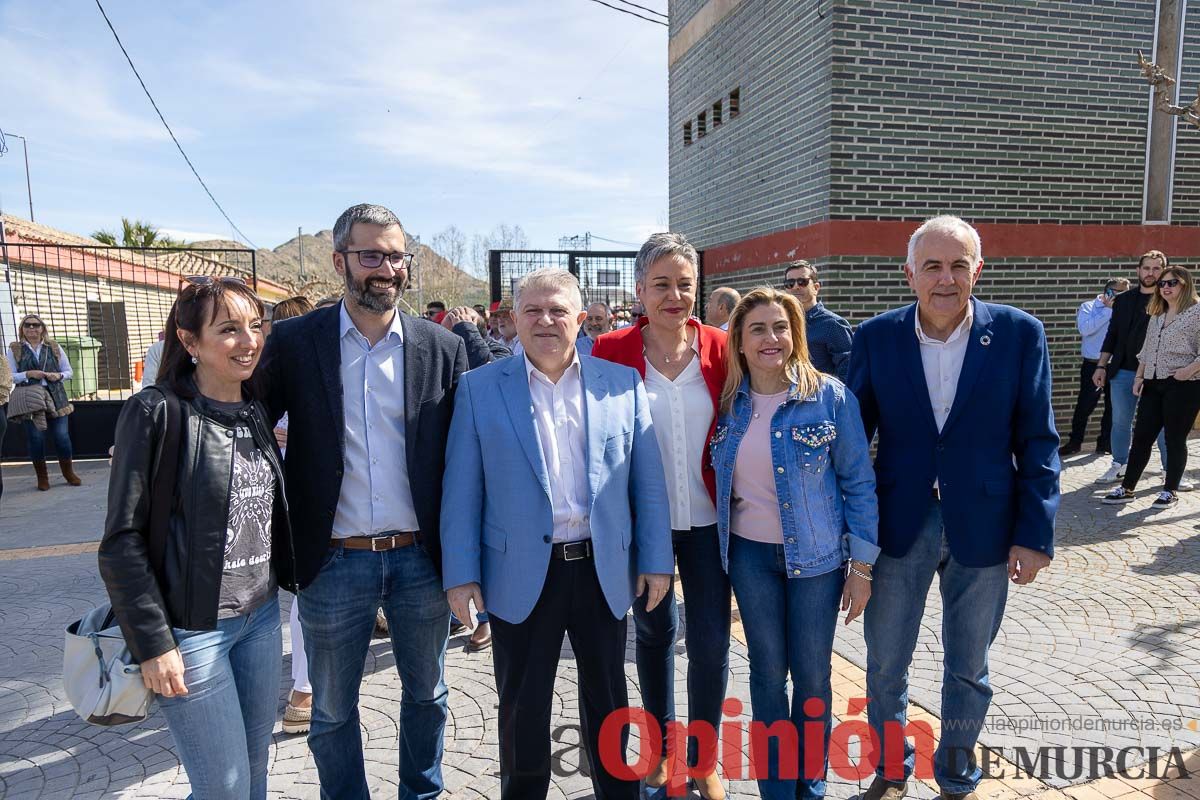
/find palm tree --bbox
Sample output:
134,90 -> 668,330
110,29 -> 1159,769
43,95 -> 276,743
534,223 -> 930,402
92,218 -> 184,248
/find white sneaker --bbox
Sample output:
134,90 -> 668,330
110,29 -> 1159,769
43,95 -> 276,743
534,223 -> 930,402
1178,481 -> 1194,492
1096,462 -> 1126,484
1145,463 -> 1164,476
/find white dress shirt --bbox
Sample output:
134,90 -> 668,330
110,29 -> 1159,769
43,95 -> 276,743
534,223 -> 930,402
915,302 -> 973,433
525,353 -> 590,542
7,341 -> 73,385
332,304 -> 420,538
643,339 -> 716,530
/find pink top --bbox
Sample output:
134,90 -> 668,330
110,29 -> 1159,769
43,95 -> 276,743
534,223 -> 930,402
730,389 -> 789,544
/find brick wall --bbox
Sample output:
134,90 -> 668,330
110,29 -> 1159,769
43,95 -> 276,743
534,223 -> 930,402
669,0 -> 834,248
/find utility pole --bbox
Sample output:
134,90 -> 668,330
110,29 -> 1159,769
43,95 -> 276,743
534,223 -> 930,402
297,226 -> 305,280
1,131 -> 34,222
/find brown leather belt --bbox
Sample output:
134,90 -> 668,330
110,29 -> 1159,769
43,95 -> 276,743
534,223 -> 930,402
335,532 -> 417,552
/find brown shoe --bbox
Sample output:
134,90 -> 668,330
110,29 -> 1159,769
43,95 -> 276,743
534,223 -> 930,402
374,608 -> 389,636
33,460 -> 50,491
467,622 -> 492,651
864,777 -> 908,800
58,458 -> 82,486
940,792 -> 978,800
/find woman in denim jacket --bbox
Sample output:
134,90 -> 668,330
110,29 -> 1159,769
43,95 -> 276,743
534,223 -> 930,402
711,288 -> 879,800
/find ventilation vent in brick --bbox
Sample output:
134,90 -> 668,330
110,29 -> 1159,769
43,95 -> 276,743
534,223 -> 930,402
698,111 -> 707,138
729,87 -> 740,118
683,121 -> 693,146
712,100 -> 723,127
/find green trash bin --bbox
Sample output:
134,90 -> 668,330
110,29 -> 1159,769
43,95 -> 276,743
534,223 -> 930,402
56,335 -> 102,399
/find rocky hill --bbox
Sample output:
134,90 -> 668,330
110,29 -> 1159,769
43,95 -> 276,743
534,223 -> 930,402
189,227 -> 488,308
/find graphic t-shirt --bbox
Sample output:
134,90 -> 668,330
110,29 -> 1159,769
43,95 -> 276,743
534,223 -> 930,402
211,400 -> 276,618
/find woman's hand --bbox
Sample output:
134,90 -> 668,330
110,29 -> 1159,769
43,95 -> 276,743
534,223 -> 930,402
1173,363 -> 1200,381
44,371 -> 61,382
25,369 -> 45,380
141,648 -> 188,697
842,569 -> 872,625
1132,376 -> 1144,397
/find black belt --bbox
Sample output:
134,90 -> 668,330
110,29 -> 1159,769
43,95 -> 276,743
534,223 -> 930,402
551,540 -> 593,561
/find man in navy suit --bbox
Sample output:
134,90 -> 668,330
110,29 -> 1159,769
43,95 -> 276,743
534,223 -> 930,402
259,203 -> 467,799
441,268 -> 674,800
847,216 -> 1059,800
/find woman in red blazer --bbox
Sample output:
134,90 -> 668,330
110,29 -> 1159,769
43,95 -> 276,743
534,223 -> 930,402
591,232 -> 730,800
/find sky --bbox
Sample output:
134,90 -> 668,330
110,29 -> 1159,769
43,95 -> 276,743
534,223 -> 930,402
0,0 -> 669,262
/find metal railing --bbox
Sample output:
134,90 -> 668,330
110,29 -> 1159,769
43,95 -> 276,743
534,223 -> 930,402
489,249 -> 640,311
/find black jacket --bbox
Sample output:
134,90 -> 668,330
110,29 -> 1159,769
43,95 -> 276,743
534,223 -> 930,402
258,304 -> 468,588
98,389 -> 294,663
451,321 -> 512,369
1099,289 -> 1153,373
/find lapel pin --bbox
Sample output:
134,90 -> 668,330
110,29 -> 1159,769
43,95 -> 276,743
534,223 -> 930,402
980,334 -> 992,347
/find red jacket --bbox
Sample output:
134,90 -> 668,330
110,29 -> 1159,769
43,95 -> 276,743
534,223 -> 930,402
590,317 -> 728,508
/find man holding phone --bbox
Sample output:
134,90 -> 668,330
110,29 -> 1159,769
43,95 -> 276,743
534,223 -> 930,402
1060,278 -> 1130,457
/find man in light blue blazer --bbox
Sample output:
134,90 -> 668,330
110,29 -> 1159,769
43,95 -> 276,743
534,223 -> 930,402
848,216 -> 1059,800
442,268 -> 674,800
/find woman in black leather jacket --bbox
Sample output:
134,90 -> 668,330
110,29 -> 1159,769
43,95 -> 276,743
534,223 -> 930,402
99,276 -> 294,800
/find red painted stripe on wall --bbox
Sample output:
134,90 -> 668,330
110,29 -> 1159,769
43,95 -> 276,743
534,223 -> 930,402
702,220 -> 1200,274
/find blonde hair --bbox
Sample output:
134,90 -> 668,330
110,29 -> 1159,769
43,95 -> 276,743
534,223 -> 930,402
1147,266 -> 1199,316
720,287 -> 823,413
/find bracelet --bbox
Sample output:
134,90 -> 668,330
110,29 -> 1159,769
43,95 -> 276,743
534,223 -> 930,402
1095,364 -> 1108,371
848,564 -> 873,581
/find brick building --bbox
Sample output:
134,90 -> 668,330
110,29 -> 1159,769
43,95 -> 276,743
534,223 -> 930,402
670,0 -> 1200,428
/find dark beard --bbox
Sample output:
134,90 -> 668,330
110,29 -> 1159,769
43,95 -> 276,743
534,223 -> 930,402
1141,275 -> 1160,288
345,268 -> 406,313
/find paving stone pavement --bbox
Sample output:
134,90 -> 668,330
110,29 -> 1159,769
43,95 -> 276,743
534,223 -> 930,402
0,450 -> 1197,798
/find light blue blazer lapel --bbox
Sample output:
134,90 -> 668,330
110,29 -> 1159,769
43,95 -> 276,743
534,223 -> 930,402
899,304 -> 938,434
942,298 -> 993,435
580,356 -> 608,506
499,355 -> 552,501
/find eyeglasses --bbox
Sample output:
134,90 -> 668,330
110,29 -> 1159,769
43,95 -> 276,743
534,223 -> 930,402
184,275 -> 248,287
781,277 -> 812,289
1158,278 -> 1182,288
340,250 -> 415,269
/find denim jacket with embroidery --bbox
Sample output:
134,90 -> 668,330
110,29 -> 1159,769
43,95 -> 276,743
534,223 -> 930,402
711,375 -> 880,577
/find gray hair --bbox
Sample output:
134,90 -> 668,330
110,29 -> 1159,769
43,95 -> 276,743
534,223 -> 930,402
635,232 -> 699,285
586,301 -> 612,315
514,268 -> 583,312
906,215 -> 983,270
333,203 -> 403,251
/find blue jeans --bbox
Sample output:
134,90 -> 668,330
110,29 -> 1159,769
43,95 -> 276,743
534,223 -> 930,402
864,502 -> 1009,793
727,535 -> 843,800
633,524 -> 731,767
22,414 -> 72,461
298,543 -> 450,800
1109,369 -> 1165,467
157,594 -> 282,800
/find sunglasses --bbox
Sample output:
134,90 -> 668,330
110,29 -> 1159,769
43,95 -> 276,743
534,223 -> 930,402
23,321 -> 42,328
184,275 -> 248,287
781,277 -> 812,289
1158,278 -> 1182,288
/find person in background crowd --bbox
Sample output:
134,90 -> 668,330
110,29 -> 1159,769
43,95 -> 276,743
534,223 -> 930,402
576,301 -> 614,356
100,276 -> 294,799
848,215 -> 1058,800
494,301 -> 524,358
315,296 -> 340,310
712,288 -> 877,800
442,268 -> 673,800
704,287 -> 740,331
1103,266 -> 1200,509
0,349 -> 10,509
591,233 -> 732,799
142,331 -> 166,387
257,203 -> 466,798
473,304 -> 491,341
258,295 -> 321,737
443,305 -> 511,368
1060,278 -> 1130,457
1092,251 -> 1177,486
7,314 -> 80,490
425,300 -> 447,320
780,261 -> 854,381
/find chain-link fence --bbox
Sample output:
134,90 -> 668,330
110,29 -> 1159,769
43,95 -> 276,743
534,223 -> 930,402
488,249 -> 639,312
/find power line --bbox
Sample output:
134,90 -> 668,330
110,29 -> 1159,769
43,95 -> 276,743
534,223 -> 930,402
591,233 -> 644,247
581,0 -> 668,26
94,0 -> 258,250
611,0 -> 668,20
